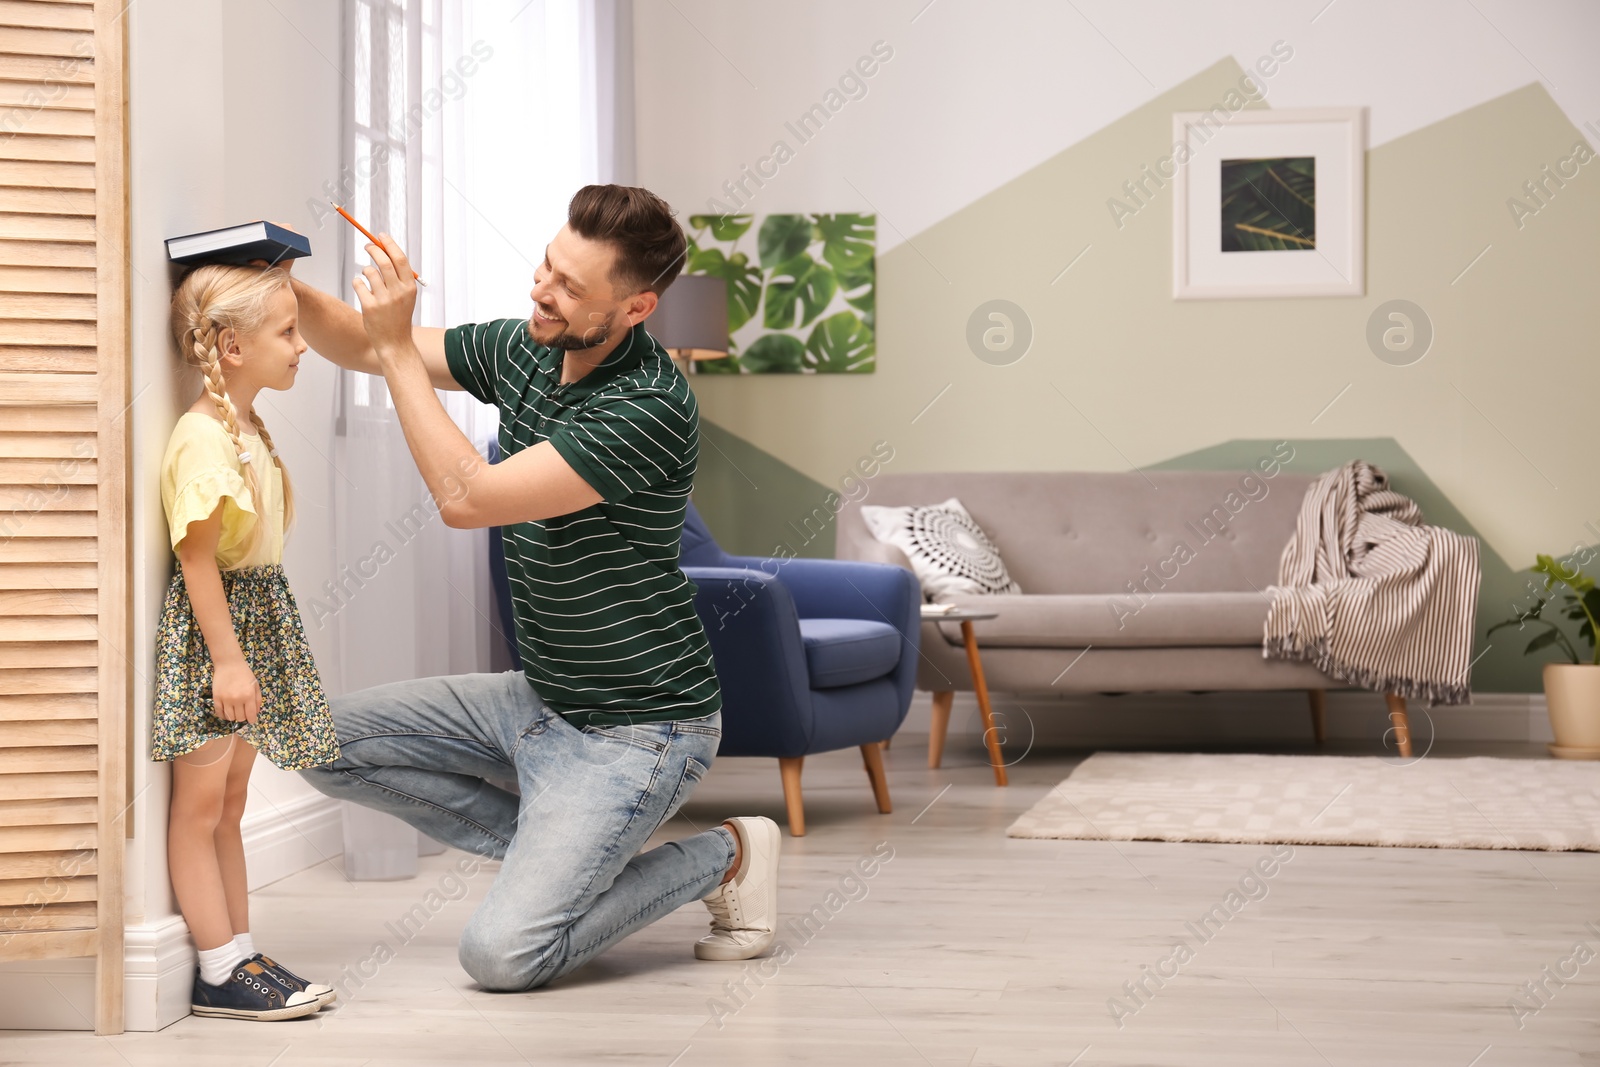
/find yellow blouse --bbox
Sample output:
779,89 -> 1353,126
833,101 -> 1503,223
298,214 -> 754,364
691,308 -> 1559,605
160,411 -> 284,569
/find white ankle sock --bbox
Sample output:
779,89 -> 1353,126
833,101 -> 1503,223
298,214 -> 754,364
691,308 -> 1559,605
197,938 -> 245,987
234,932 -> 256,960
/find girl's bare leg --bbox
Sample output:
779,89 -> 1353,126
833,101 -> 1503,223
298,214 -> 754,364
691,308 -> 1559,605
216,737 -> 258,938
168,735 -> 241,951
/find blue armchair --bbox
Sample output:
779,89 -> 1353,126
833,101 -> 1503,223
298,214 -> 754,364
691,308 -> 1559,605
678,501 -> 921,835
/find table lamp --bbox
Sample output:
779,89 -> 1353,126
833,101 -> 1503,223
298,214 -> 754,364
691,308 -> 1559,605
650,274 -> 729,374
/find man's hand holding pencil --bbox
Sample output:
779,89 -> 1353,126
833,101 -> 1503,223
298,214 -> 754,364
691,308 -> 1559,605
350,232 -> 419,358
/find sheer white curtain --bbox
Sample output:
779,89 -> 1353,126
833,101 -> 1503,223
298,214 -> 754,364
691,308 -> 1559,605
332,0 -> 632,875
330,0 -> 633,699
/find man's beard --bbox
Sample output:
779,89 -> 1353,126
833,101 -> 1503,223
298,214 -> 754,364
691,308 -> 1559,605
532,306 -> 617,351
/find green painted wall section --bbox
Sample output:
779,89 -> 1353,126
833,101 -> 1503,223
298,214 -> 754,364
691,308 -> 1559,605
694,418 -> 835,559
690,62 -> 1598,583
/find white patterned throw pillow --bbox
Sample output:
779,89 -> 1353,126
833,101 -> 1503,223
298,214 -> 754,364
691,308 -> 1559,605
858,497 -> 1022,601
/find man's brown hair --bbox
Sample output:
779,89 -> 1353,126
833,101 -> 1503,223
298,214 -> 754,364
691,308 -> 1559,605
566,184 -> 687,299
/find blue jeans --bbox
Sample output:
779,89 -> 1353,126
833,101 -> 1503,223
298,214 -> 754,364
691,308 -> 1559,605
297,670 -> 735,991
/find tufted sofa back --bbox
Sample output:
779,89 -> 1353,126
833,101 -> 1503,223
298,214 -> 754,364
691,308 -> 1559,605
834,469 -> 1318,595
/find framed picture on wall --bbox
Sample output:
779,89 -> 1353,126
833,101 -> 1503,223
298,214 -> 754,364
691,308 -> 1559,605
682,212 -> 877,374
1171,106 -> 1366,299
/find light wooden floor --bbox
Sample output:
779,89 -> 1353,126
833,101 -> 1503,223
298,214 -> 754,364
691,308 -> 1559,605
7,733 -> 1600,1066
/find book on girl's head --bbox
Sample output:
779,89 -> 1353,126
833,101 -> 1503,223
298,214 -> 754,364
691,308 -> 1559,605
165,221 -> 311,267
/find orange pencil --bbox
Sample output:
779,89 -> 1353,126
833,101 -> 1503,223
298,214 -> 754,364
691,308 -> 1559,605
330,201 -> 427,287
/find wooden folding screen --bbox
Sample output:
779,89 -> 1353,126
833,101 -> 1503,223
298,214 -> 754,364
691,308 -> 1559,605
0,0 -> 129,1035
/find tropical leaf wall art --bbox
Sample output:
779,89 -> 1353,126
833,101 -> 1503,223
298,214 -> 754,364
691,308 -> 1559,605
683,212 -> 877,374
1219,156 -> 1316,252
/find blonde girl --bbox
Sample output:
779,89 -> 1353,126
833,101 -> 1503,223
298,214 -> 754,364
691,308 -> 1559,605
154,263 -> 340,1021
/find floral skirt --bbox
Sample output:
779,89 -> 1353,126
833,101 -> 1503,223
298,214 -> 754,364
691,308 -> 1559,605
150,564 -> 341,771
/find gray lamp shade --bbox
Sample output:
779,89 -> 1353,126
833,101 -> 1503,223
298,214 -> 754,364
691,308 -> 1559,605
649,274 -> 728,360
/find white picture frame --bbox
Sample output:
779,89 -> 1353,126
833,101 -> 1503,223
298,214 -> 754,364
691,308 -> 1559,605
1172,106 -> 1366,299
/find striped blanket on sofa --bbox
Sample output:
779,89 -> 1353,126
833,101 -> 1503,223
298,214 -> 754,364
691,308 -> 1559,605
1264,460 -> 1481,705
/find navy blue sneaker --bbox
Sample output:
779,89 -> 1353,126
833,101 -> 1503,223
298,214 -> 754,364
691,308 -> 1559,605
191,958 -> 322,1021
252,953 -> 336,1007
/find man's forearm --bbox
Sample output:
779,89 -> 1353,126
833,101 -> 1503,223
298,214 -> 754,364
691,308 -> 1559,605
291,277 -> 380,373
376,339 -> 482,523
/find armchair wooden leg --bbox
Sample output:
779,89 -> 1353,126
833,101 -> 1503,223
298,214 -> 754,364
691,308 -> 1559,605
778,757 -> 806,837
1385,693 -> 1413,758
929,690 -> 954,769
1307,689 -> 1327,746
860,743 -> 893,815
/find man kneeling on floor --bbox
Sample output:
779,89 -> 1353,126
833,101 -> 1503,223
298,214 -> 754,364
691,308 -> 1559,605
292,183 -> 779,990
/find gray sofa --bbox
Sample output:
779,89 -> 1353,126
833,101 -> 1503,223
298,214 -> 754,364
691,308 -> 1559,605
835,469 -> 1416,764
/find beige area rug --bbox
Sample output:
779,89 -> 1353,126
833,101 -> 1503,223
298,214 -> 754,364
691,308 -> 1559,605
1006,753 -> 1600,851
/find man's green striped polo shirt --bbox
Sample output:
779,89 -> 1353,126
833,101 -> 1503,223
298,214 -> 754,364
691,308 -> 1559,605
444,317 -> 721,728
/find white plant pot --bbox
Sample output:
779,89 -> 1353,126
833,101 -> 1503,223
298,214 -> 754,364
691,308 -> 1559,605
1544,662 -> 1600,759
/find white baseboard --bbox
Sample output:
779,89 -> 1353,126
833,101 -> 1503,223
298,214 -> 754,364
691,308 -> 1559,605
0,956 -> 97,1031
0,794 -> 343,1032
123,915 -> 201,1033
905,689 -> 1553,755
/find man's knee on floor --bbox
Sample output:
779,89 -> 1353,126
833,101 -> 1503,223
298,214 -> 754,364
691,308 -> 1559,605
458,923 -> 562,992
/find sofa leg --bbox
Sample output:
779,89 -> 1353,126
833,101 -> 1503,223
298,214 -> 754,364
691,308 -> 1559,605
1384,693 -> 1413,758
1307,689 -> 1327,746
860,743 -> 893,815
778,757 -> 806,837
929,690 -> 954,769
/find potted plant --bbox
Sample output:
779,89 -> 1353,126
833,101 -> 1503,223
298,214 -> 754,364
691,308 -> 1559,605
1489,554 -> 1600,758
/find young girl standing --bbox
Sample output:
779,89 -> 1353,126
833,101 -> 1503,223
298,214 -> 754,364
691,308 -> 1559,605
155,263 -> 341,1021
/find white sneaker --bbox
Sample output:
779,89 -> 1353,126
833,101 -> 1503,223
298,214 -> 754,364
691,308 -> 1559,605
695,816 -> 780,961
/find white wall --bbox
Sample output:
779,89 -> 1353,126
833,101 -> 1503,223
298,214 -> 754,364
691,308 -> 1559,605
138,0 -> 350,926
634,0 -> 1600,253
0,0 -> 347,1031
